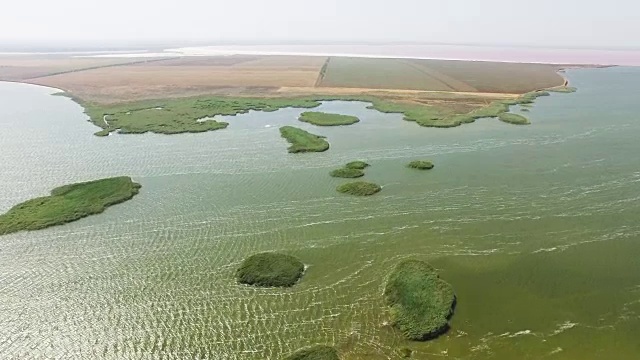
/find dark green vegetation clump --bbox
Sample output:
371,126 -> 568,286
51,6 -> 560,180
407,160 -> 434,170
336,181 -> 381,196
384,260 -> 456,341
299,111 -> 360,126
280,126 -> 330,153
498,112 -> 530,125
283,345 -> 339,360
330,168 -> 365,178
237,252 -> 305,287
0,177 -> 141,235
345,161 -> 370,170
82,96 -> 322,136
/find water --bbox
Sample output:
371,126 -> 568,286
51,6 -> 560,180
1,67 -> 639,359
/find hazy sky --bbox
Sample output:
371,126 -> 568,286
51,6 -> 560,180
1,0 -> 638,48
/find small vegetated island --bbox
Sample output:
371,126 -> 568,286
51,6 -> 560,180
236,252 -> 305,287
384,260 -> 456,341
345,161 -> 370,170
407,160 -> 434,170
283,345 -> 340,360
330,161 -> 371,178
298,111 -> 360,126
0,177 -> 141,235
280,126 -> 330,153
498,112 -> 530,125
336,181 -> 382,196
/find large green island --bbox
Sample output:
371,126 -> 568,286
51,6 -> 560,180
0,176 -> 141,235
280,126 -> 330,153
384,260 -> 456,341
70,88 -> 568,137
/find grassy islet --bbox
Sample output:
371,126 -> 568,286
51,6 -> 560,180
384,259 -> 456,341
299,111 -> 360,126
237,252 -> 305,288
336,181 -> 381,196
280,126 -> 330,153
0,177 -> 141,235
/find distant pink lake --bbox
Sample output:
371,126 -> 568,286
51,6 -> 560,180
167,44 -> 640,66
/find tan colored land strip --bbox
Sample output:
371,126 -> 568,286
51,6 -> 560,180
5,54 -> 562,107
400,60 -> 479,92
278,86 -> 519,99
0,55 -> 173,81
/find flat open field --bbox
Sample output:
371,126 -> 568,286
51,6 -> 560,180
318,57 -> 565,93
0,54 -> 568,104
20,55 -> 327,103
0,55 -> 163,81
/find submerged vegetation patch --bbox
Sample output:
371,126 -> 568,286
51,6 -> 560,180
0,177 -> 141,235
407,160 -> 434,170
330,168 -> 365,178
280,126 -> 330,153
236,252 -> 305,288
299,111 -> 360,126
283,345 -> 340,360
336,181 -> 381,196
384,259 -> 456,341
498,112 -> 530,125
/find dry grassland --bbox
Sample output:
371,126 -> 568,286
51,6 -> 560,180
25,55 -> 327,103
319,57 -> 565,94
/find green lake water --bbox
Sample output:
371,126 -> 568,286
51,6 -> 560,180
0,67 -> 639,359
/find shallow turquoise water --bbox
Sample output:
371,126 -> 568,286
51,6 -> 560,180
0,67 -> 639,359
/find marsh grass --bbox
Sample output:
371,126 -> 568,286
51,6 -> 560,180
299,111 -> 360,126
283,345 -> 339,360
330,168 -> 365,178
77,87 -> 563,137
280,126 -> 330,153
0,177 -> 141,235
345,161 -> 370,170
407,160 -> 434,170
236,253 -> 305,288
384,260 -> 456,341
498,112 -> 530,125
336,181 -> 381,196
547,86 -> 577,93
82,97 -> 321,136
